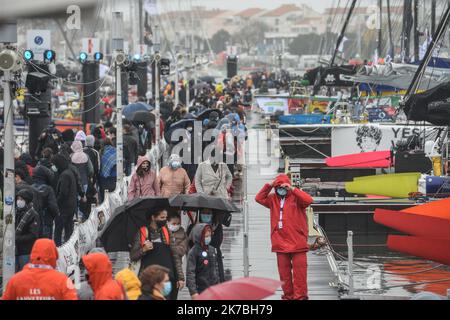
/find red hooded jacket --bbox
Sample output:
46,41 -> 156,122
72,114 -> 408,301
82,253 -> 126,300
255,174 -> 314,253
2,239 -> 78,300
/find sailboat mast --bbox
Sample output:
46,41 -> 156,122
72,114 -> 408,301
330,0 -> 358,67
431,0 -> 437,34
404,4 -> 450,102
378,0 -> 383,58
387,0 -> 395,58
402,0 -> 413,61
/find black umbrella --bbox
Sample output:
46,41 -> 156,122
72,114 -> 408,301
199,76 -> 216,84
100,197 -> 170,252
169,194 -> 240,213
123,102 -> 154,120
164,118 -> 198,143
192,82 -> 211,91
132,110 -> 155,124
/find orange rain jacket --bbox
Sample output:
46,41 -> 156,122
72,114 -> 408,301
82,253 -> 126,300
2,239 -> 78,300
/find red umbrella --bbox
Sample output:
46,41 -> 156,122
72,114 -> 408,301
197,277 -> 282,300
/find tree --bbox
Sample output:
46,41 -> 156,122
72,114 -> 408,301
289,32 -> 338,56
232,21 -> 270,53
210,29 -> 231,53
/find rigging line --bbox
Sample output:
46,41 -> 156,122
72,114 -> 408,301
354,277 -> 450,292
321,0 -> 338,57
192,0 -> 214,60
24,56 -> 115,86
27,60 -> 111,100
73,90 -> 110,114
91,0 -> 105,38
324,0 -> 341,56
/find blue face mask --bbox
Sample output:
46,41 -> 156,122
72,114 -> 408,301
276,187 -> 288,197
200,214 -> 213,224
170,161 -> 181,170
204,236 -> 211,246
162,281 -> 172,297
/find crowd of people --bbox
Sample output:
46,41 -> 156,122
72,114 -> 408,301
1,74 -> 255,300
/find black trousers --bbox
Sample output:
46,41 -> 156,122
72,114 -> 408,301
99,176 -> 116,203
54,214 -> 74,246
169,279 -> 179,300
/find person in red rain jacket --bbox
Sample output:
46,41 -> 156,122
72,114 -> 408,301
255,174 -> 314,300
2,239 -> 78,300
82,253 -> 126,300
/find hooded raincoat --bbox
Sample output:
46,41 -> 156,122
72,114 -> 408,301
82,253 -> 126,300
186,223 -> 219,295
127,156 -> 160,200
255,174 -> 314,253
71,140 -> 93,187
115,268 -> 142,300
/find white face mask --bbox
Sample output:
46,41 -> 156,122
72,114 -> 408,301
16,199 -> 26,209
168,224 -> 180,233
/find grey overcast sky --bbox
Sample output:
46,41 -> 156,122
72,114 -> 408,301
190,0 -> 336,13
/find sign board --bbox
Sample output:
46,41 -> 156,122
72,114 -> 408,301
138,44 -> 148,56
82,38 -> 100,55
256,97 -> 289,115
367,107 -> 395,123
226,45 -> 238,56
331,125 -> 441,156
26,30 -> 51,61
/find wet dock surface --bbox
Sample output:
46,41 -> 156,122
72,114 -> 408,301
179,113 -> 339,300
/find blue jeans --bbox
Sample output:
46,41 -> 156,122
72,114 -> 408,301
16,255 -> 30,272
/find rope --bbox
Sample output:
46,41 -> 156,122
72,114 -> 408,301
316,225 -> 446,277
354,277 -> 450,292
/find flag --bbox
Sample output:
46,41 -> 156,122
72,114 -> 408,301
338,36 -> 348,53
373,48 -> 379,65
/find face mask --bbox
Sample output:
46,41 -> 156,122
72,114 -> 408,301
187,127 -> 193,132
170,161 -> 181,170
51,165 -> 58,173
16,199 -> 26,209
162,281 -> 172,297
168,224 -> 180,233
276,187 -> 288,197
156,219 -> 167,228
204,236 -> 212,246
200,214 -> 212,224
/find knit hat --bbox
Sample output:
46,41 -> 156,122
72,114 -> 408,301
16,188 -> 34,204
86,135 -> 95,148
75,130 -> 87,142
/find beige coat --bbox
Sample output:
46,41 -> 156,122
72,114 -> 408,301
194,161 -> 233,198
159,166 -> 191,197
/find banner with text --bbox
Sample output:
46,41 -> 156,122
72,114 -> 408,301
331,125 -> 441,157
